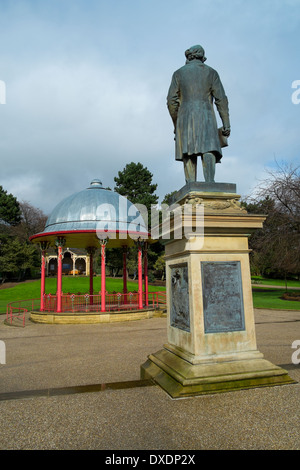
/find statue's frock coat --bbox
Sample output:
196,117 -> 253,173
167,60 -> 230,163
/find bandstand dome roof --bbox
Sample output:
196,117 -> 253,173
30,179 -> 150,248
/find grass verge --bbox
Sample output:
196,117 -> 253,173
252,287 -> 300,310
0,277 -> 166,313
1,277 -> 299,314
251,276 -> 300,288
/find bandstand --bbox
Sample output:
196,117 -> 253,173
27,179 -> 165,324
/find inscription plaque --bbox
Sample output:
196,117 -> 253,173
201,261 -> 245,333
170,264 -> 190,332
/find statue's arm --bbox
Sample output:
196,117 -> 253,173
167,73 -> 180,129
211,72 -> 231,136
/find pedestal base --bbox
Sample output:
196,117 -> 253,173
170,182 -> 237,204
141,348 -> 295,399
142,186 -> 296,398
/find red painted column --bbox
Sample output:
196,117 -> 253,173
56,245 -> 63,313
90,252 -> 93,297
87,247 -> 96,306
55,237 -> 65,313
122,245 -> 128,305
100,240 -> 107,312
39,241 -> 49,311
40,249 -> 46,311
144,242 -> 149,307
138,241 -> 143,310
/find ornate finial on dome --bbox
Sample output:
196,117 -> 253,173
89,179 -> 103,189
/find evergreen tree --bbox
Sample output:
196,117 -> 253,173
109,162 -> 163,280
114,162 -> 158,212
0,188 -> 46,282
0,186 -> 21,226
0,236 -> 36,283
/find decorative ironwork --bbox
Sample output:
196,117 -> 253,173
55,237 -> 66,248
39,241 -> 50,251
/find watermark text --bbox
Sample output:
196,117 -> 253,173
0,341 -> 6,365
291,80 -> 300,104
0,80 -> 6,104
291,340 -> 300,365
95,198 -> 205,245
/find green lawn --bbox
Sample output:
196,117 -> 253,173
252,287 -> 300,310
251,276 -> 300,309
251,276 -> 300,288
1,276 -> 299,314
0,276 -> 166,313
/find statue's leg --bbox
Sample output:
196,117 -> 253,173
202,152 -> 216,183
183,156 -> 197,183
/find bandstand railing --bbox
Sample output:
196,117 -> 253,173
52,291 -> 166,312
6,291 -> 167,320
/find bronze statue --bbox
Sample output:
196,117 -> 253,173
167,45 -> 230,184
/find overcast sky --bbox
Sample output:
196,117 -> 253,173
0,0 -> 300,215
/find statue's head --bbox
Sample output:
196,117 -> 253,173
185,45 -> 207,63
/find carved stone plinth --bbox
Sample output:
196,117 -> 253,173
170,182 -> 246,215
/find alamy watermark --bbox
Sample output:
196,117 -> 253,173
0,80 -> 6,104
291,80 -> 300,104
291,340 -> 300,365
0,341 -> 6,365
94,198 -> 204,247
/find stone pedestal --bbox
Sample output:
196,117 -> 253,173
141,184 -> 294,398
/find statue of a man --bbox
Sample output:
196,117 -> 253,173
167,45 -> 230,184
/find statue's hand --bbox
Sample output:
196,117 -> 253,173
222,126 -> 231,137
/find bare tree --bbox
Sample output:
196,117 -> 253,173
11,201 -> 47,243
255,162 -> 300,224
244,161 -> 300,284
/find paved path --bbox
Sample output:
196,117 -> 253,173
0,309 -> 299,450
252,283 -> 300,290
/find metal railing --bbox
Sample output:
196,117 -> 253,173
6,291 -> 167,320
148,291 -> 167,308
6,298 -> 41,327
56,291 -> 166,312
